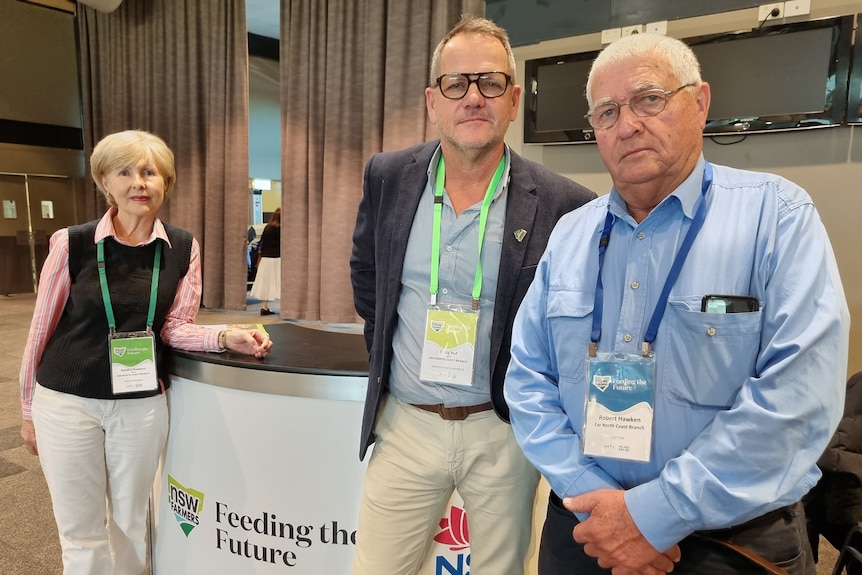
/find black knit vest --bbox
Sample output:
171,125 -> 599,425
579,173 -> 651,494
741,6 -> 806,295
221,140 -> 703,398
36,220 -> 193,400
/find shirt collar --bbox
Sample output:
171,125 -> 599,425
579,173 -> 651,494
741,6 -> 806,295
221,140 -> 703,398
93,208 -> 172,248
608,154 -> 706,221
671,154 -> 707,220
427,143 -> 511,203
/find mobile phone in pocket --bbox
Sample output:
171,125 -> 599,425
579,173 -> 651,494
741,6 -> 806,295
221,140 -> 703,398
701,294 -> 759,314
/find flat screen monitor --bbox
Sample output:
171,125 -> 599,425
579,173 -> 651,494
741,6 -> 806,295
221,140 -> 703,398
523,50 -> 599,144
688,15 -> 852,135
846,14 -> 862,125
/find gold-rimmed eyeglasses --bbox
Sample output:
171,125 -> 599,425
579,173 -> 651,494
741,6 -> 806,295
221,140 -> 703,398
585,83 -> 696,130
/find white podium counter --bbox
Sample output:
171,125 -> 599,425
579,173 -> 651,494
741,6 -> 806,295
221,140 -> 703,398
153,322 -> 546,575
152,323 -> 370,575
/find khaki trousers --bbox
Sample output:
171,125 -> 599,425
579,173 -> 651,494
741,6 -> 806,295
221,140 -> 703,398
351,394 -> 540,575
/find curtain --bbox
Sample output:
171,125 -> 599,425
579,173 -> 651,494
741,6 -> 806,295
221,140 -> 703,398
280,0 -> 484,323
77,0 -> 250,310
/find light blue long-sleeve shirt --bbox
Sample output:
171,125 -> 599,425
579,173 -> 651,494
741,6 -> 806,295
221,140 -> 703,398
505,156 -> 850,552
390,145 -> 509,407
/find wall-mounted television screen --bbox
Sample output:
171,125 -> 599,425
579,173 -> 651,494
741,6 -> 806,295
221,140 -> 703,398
688,15 -> 852,135
846,14 -> 862,125
523,49 -> 599,144
523,15 -> 853,143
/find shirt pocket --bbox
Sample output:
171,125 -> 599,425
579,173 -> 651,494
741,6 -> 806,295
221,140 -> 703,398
661,296 -> 762,410
547,289 -> 593,402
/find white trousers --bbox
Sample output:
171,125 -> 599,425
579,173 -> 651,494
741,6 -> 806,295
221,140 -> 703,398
351,395 -> 540,575
32,384 -> 168,575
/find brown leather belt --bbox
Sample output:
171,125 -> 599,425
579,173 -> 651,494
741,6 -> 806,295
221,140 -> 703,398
410,401 -> 494,420
692,502 -> 799,575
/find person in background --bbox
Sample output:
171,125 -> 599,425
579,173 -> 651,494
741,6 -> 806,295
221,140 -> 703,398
250,207 -> 281,316
505,33 -> 850,574
805,371 -> 862,575
19,130 -> 272,575
349,14 -> 595,575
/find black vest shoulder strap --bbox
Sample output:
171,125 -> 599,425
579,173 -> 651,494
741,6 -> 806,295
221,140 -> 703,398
162,223 -> 194,277
67,221 -> 98,281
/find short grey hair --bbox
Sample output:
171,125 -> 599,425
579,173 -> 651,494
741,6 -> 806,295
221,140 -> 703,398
586,33 -> 702,108
429,14 -> 516,85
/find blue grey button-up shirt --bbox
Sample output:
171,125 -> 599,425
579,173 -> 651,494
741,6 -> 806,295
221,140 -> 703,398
389,145 -> 510,407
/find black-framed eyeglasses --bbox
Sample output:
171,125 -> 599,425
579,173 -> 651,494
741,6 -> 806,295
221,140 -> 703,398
585,83 -> 696,130
434,71 -> 512,100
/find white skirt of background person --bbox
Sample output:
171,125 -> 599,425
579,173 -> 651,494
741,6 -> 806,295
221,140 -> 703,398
250,256 -> 281,302
32,383 -> 169,575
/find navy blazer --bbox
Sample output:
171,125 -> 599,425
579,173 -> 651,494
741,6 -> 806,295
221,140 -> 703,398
350,141 -> 596,459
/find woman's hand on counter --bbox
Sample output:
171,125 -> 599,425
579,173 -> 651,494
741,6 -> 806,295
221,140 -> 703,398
223,329 -> 273,358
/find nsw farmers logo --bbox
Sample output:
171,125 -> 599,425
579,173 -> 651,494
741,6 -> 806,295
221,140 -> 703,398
168,475 -> 204,537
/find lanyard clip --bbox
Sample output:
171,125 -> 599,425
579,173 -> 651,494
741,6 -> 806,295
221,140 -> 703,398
598,234 -> 610,249
588,341 -> 597,357
642,341 -> 651,357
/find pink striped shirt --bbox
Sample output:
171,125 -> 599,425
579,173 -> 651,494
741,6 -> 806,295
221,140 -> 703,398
19,210 -> 221,419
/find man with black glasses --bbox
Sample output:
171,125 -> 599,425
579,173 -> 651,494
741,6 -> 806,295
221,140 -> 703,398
505,32 -> 850,574
349,14 -> 594,575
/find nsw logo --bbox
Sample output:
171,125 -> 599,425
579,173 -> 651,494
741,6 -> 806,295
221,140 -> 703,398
434,505 -> 469,550
168,475 -> 204,537
430,320 -> 445,333
434,505 -> 471,574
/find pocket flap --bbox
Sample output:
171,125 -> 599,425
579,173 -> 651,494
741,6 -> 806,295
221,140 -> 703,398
547,289 -> 594,318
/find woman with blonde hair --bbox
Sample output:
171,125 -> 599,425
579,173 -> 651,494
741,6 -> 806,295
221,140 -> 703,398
20,129 -> 272,575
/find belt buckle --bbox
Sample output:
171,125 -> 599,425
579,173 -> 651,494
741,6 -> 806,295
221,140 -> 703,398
440,405 -> 468,420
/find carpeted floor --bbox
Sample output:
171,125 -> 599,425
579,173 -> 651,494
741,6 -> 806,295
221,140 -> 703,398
0,292 -> 286,575
0,292 -> 843,574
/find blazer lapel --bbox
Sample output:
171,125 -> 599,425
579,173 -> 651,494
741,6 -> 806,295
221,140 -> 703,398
490,154 -> 538,372
385,144 -> 437,315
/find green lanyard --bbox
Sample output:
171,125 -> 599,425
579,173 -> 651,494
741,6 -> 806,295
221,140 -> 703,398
97,239 -> 162,335
430,153 -> 506,310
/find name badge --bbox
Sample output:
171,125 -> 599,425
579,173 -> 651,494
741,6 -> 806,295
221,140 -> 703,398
582,352 -> 655,462
109,331 -> 159,394
419,304 -> 479,386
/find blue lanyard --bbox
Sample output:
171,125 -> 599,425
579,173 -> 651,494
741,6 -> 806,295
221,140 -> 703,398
590,162 -> 713,357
